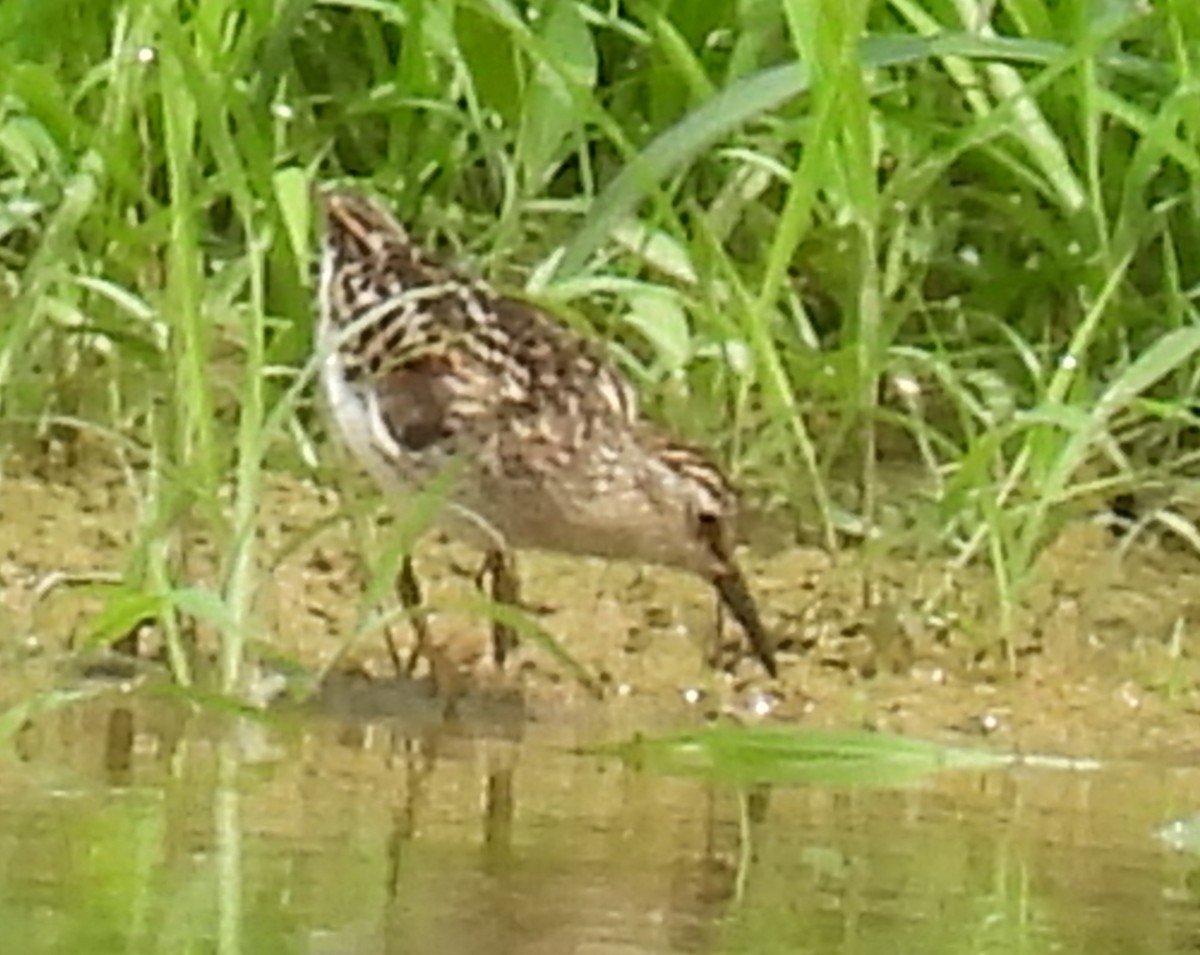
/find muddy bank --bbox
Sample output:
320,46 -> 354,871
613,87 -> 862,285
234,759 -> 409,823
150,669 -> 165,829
2,446 -> 1199,760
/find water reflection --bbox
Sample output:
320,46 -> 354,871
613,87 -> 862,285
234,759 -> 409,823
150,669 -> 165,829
103,707 -> 134,786
1,694 -> 1200,954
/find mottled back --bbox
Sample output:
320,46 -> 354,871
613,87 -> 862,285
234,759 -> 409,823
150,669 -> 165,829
318,189 -> 640,474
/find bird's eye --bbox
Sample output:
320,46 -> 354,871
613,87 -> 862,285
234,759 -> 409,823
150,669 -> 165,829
692,510 -> 734,579
694,510 -> 728,558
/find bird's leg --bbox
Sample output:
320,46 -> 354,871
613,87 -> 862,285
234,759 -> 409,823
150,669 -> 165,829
475,548 -> 521,666
395,555 -> 434,676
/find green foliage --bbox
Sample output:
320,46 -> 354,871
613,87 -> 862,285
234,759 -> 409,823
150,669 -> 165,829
1,0 -> 1199,681
597,724 -> 1009,786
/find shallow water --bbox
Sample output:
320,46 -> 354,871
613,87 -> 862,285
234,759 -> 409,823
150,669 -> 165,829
7,452 -> 1200,952
3,694 -> 1200,955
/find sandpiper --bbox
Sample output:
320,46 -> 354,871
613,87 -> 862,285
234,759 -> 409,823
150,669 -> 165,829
314,186 -> 777,678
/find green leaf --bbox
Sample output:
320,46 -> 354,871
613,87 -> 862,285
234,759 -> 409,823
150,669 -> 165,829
595,726 -> 1009,787
168,587 -> 237,635
515,0 -> 598,190
0,687 -> 104,747
273,165 -> 311,278
83,590 -> 166,651
621,287 -> 692,374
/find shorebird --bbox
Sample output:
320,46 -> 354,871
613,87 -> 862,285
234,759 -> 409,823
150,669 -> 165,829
314,186 -> 777,678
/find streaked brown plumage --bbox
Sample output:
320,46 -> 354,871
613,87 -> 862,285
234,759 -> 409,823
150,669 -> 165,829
315,186 -> 777,678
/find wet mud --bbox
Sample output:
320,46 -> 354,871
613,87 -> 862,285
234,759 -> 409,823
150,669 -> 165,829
3,445 -> 1200,760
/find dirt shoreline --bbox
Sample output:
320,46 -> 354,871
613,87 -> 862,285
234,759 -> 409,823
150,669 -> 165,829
3,447 -> 1199,762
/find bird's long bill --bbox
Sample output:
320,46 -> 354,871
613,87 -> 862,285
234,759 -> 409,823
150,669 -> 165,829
712,561 -> 778,678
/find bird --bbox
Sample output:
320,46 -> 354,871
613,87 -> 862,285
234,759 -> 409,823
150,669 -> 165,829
313,185 -> 778,679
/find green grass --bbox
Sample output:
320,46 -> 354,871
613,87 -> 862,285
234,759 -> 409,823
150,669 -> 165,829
2,0 -> 1200,691
594,724 -> 1012,787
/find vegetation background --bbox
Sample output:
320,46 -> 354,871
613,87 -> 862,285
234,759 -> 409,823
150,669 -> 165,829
2,0 -> 1198,693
